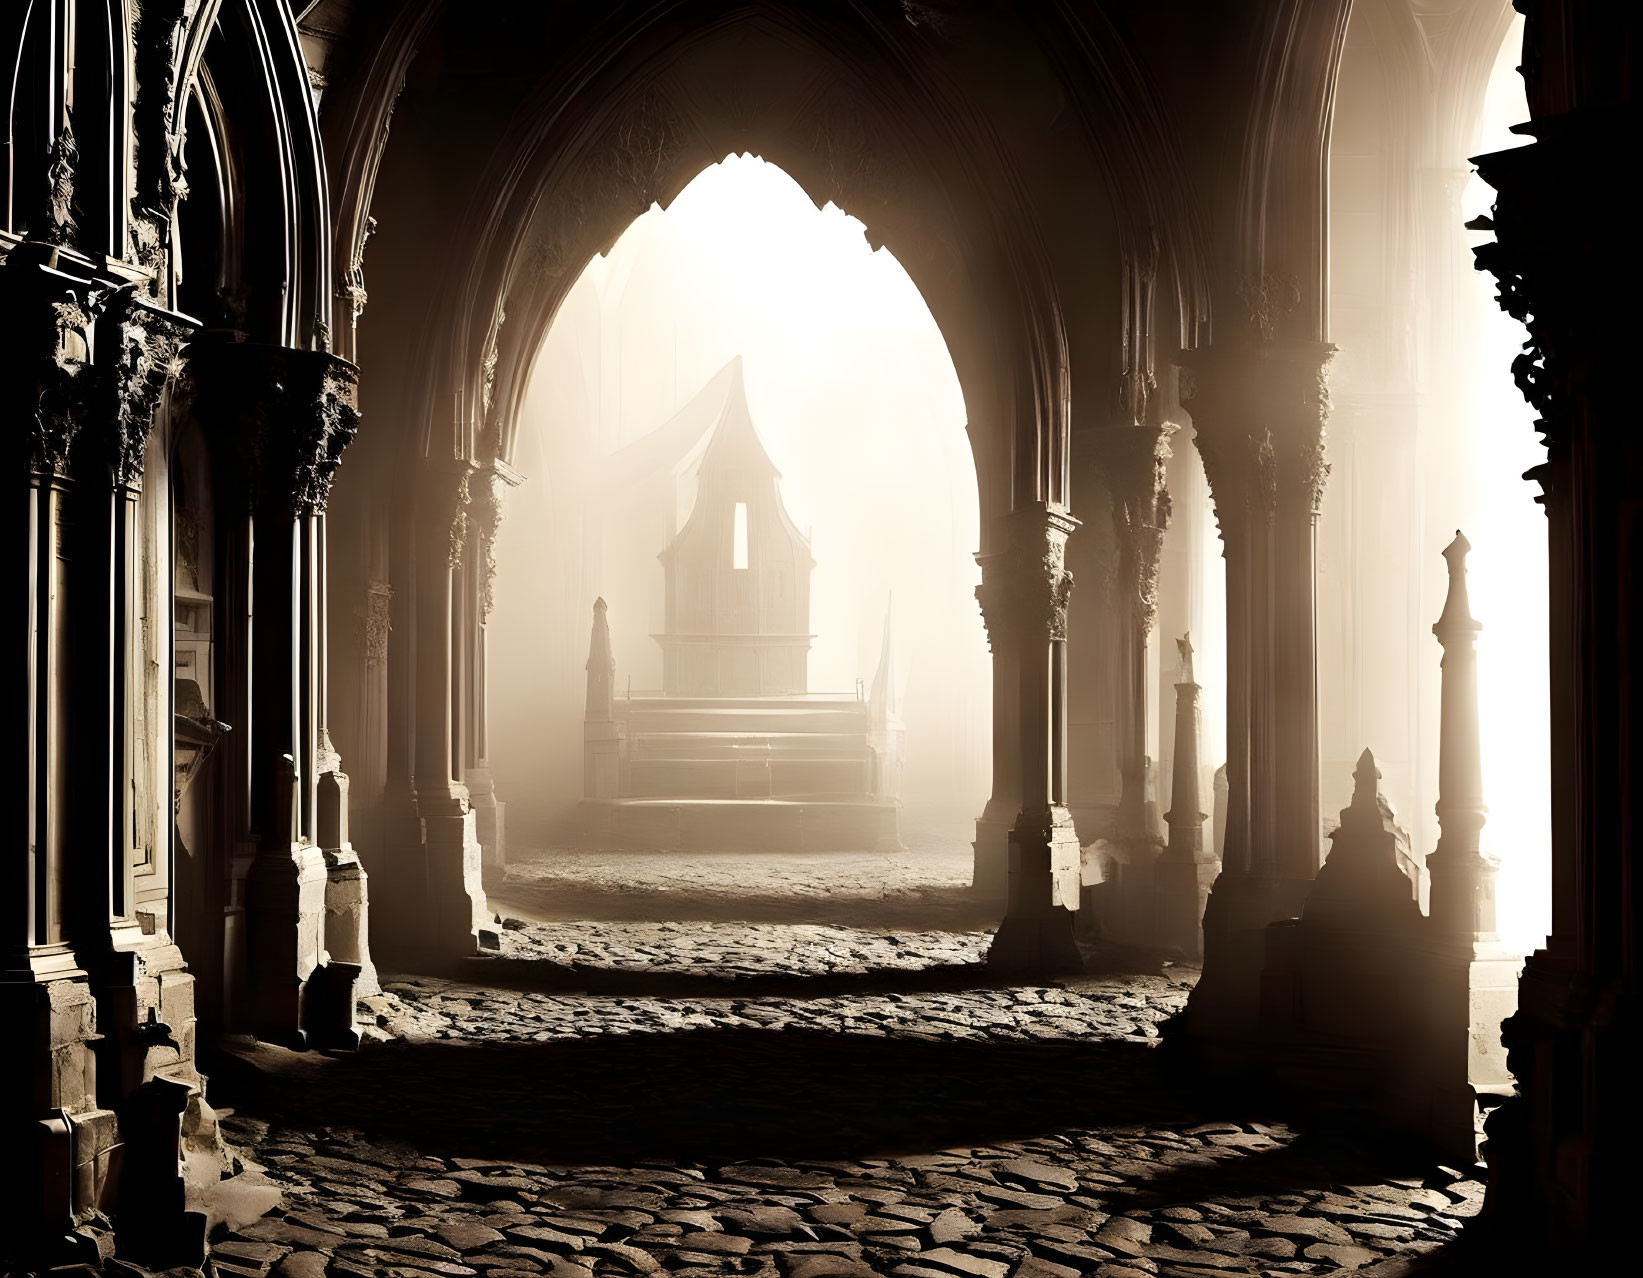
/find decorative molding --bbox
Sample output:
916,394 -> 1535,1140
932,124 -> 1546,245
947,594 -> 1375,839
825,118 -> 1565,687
468,469 -> 506,621
1234,271 -> 1302,343
975,507 -> 1078,649
130,0 -> 199,286
186,344 -> 362,515
1182,341 -> 1335,527
96,288 -> 191,491
359,581 -> 394,664
39,121 -> 80,247
6,269 -> 105,479
1088,423 -> 1173,632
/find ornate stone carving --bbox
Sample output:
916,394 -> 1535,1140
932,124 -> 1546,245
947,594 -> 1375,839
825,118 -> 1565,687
1235,270 -> 1301,343
186,345 -> 361,515
342,216 -> 376,330
5,270 -> 104,478
40,122 -> 80,247
359,581 -> 394,664
479,306 -> 506,419
1088,424 -> 1173,632
130,0 -> 199,286
468,471 -> 505,621
975,508 -> 1077,650
1182,341 -> 1334,526
95,287 -> 191,491
434,467 -> 473,570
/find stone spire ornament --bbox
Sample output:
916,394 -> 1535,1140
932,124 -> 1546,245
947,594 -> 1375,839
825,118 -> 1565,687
1163,633 -> 1206,861
585,597 -> 615,723
1413,531 -> 1518,1161
1156,632 -> 1217,957
1428,531 -> 1498,942
583,598 -> 622,799
1303,748 -> 1421,929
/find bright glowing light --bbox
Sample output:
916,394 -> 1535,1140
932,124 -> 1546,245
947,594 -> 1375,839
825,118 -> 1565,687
490,154 -> 988,821
1461,16 -> 1550,954
732,502 -> 748,571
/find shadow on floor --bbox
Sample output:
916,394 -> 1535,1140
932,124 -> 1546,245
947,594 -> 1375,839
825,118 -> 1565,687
429,953 -> 1009,1000
208,1017 -> 1436,1197
483,875 -> 999,930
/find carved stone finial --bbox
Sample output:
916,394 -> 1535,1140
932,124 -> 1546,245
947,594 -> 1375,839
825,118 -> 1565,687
585,598 -> 615,722
1306,745 -> 1420,925
1349,746 -> 1381,816
1436,529 -> 1480,638
1429,530 -> 1495,941
1176,631 -> 1195,686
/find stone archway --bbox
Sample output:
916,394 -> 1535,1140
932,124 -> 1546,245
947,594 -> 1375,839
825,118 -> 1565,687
330,3 -> 1096,975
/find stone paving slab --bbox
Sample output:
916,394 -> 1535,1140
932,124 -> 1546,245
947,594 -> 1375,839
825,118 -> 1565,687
207,920 -> 1482,1278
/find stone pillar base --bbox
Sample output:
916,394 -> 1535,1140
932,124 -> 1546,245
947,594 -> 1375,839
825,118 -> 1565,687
988,907 -> 1082,975
0,966 -> 106,1253
115,1074 -> 207,1267
1154,854 -> 1218,961
972,798 -> 1015,900
1406,940 -> 1522,1161
1182,872 -> 1312,1045
987,812 -> 1084,976
477,797 -> 507,871
371,781 -> 430,963
242,846 -> 329,1046
421,807 -> 487,963
323,849 -> 380,997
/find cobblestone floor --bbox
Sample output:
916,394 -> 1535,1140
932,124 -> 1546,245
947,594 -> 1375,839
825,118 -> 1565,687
206,905 -> 1484,1278
487,828 -> 988,930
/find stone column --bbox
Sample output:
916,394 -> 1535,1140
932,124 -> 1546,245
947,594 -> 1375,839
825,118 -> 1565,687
1468,54 -> 1641,1249
464,463 -> 518,870
973,588 -> 1024,900
1082,424 -> 1172,943
583,598 -> 623,800
188,341 -> 363,1047
1156,636 -> 1216,959
0,261 -> 111,1249
1418,532 -> 1518,1159
411,461 -> 488,961
75,290 -> 218,1261
980,504 -> 1082,975
1181,340 -> 1333,1040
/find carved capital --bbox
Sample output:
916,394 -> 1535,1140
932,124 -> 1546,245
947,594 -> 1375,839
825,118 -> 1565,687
1183,340 -> 1334,529
187,342 -> 361,515
420,463 -> 475,570
468,470 -> 504,618
91,288 -> 191,490
1,261 -> 108,478
1083,424 -> 1173,632
975,505 -> 1078,650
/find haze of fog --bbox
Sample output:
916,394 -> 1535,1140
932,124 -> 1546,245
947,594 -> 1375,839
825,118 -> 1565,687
489,154 -> 989,842
489,92 -> 1548,958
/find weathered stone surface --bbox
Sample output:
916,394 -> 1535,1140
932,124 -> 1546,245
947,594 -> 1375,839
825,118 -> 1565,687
208,915 -> 1484,1278
269,1254 -> 327,1278
1093,1218 -> 1151,1257
1259,1216 -> 1354,1246
435,1221 -> 507,1249
1303,1242 -> 1381,1267
785,1257 -> 878,1278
